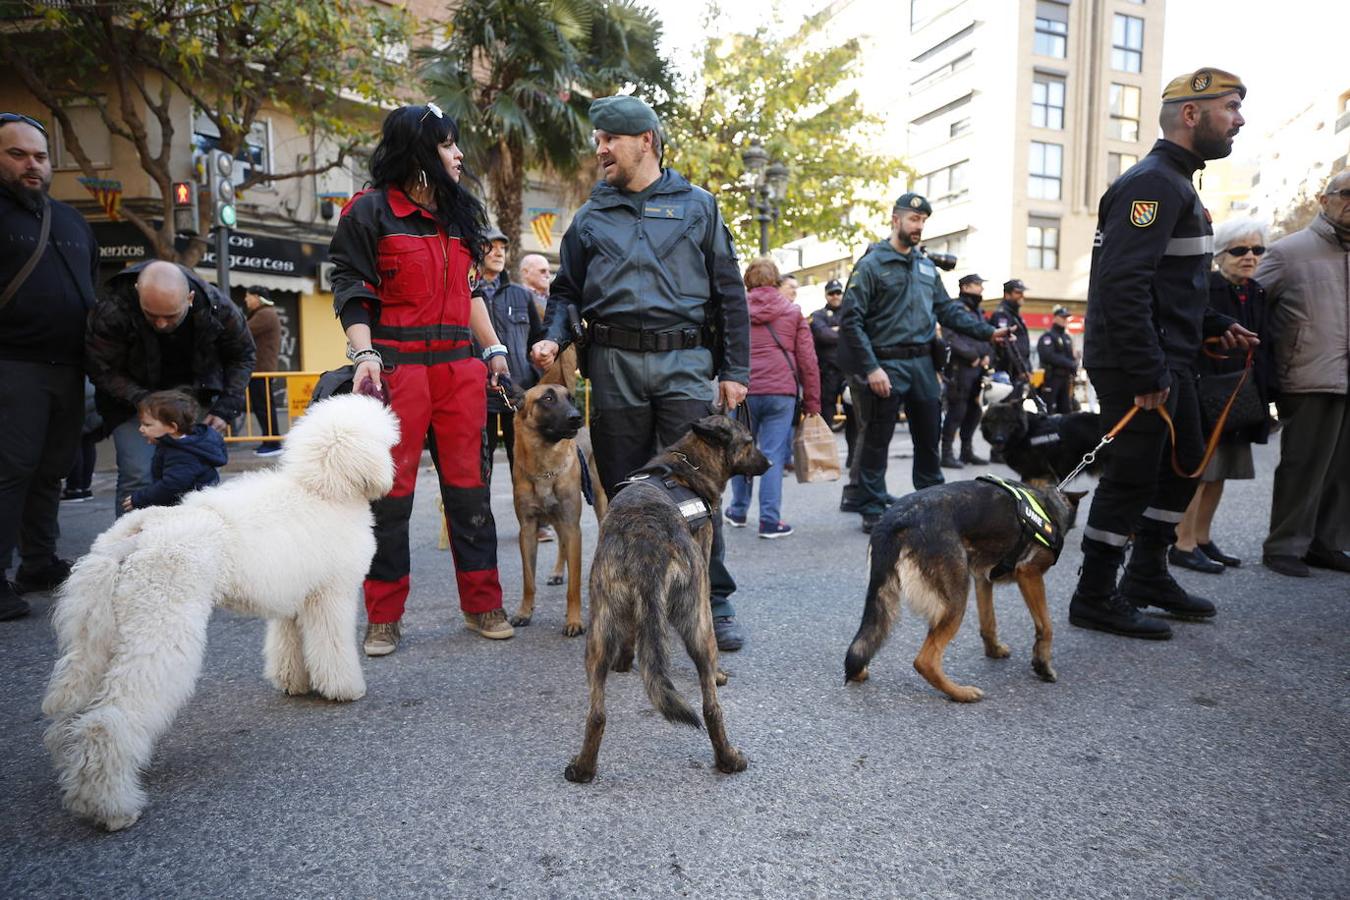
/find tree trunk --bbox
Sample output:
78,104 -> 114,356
490,137 -> 527,275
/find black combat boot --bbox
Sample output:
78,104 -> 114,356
1119,531 -> 1217,620
940,441 -> 963,469
1068,548 -> 1172,639
960,445 -> 988,465
840,482 -> 864,513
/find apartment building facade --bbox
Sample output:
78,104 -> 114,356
906,0 -> 1164,320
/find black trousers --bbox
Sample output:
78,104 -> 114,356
590,397 -> 737,616
247,376 -> 281,438
941,367 -> 983,448
484,409 -> 516,480
848,377 -> 944,515
1040,372 -> 1073,415
0,360 -> 84,573
1079,368 -> 1204,579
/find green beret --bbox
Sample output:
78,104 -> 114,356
894,192 -> 933,216
589,95 -> 660,136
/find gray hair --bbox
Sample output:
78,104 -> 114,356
1212,217 -> 1268,253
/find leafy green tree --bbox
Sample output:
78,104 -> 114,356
0,0 -> 412,263
663,14 -> 907,259
420,0 -> 674,265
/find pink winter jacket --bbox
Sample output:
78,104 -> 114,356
745,285 -> 821,414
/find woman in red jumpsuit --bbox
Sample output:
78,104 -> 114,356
329,104 -> 514,657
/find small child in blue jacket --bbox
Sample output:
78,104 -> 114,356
121,390 -> 229,512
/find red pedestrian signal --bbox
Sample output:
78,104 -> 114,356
172,181 -> 193,207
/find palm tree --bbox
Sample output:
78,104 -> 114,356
420,0 -> 673,264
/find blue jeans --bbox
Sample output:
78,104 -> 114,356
727,394 -> 797,529
112,417 -> 155,517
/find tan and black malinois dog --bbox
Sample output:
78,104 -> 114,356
844,476 -> 1086,702
564,415 -> 769,783
510,383 -> 607,636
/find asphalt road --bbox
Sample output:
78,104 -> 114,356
2,434 -> 1346,898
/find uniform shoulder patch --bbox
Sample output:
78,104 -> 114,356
1129,200 -> 1159,228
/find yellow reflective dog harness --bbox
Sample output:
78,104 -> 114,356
976,474 -> 1063,578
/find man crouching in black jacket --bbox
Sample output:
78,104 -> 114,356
86,260 -> 255,516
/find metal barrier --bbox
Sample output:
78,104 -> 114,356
224,370 -> 323,444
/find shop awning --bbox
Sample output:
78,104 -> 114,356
193,269 -> 316,295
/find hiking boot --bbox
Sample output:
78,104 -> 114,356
940,451 -> 964,469
1263,554 -> 1309,577
1304,547 -> 1350,573
1068,591 -> 1172,639
13,557 -> 72,594
714,615 -> 745,652
464,608 -> 515,640
1118,571 -> 1217,620
537,524 -> 556,543
1168,545 -> 1225,575
960,448 -> 988,465
724,509 -> 748,528
0,581 -> 31,622
1197,541 -> 1240,567
363,621 -> 401,657
758,521 -> 793,539
254,444 -> 284,457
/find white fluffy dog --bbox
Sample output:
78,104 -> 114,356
42,394 -> 399,831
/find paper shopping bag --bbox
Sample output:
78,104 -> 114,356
792,413 -> 842,483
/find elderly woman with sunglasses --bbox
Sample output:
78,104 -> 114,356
1169,219 -> 1276,573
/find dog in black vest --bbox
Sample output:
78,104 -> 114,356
980,399 -> 1105,483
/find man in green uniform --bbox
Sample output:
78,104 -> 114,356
530,95 -> 752,650
838,192 -> 1011,533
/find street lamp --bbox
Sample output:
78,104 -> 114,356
742,139 -> 789,255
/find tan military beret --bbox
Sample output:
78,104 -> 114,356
1161,68 -> 1246,104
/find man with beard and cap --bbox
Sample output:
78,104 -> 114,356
0,113 -> 99,620
810,278 -> 856,453
529,95 -> 752,651
939,273 -> 993,469
1069,67 -> 1260,640
1036,304 -> 1078,414
836,192 -> 1011,533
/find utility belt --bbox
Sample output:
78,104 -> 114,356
873,342 -> 930,361
372,342 -> 473,367
589,322 -> 703,353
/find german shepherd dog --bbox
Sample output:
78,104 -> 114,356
564,415 -> 769,783
981,399 -> 1105,483
844,478 -> 1086,702
510,384 -> 608,636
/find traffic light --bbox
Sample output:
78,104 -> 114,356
171,180 -> 199,236
207,149 -> 236,229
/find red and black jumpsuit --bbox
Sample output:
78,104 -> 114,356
328,187 -> 502,624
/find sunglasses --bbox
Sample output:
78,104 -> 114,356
1223,245 -> 1266,257
418,102 -> 444,124
0,112 -> 47,135
1326,189 -> 1350,200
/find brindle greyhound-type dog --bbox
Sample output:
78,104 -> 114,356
510,384 -> 607,636
564,415 -> 769,783
844,477 -> 1086,702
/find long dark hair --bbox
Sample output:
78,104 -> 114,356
368,105 -> 488,264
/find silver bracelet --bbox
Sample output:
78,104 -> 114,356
481,343 -> 508,360
346,344 -> 383,365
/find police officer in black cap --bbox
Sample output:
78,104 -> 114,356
940,273 -> 992,468
530,95 -> 752,650
990,279 -> 1032,385
1070,67 -> 1259,639
810,278 -> 855,453
1036,305 -> 1077,414
837,192 -> 1011,532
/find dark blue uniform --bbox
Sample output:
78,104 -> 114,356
1036,324 -> 1077,414
1074,139 -> 1236,623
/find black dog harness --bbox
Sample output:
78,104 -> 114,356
618,463 -> 711,532
976,474 -> 1063,578
1025,414 -> 1065,447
